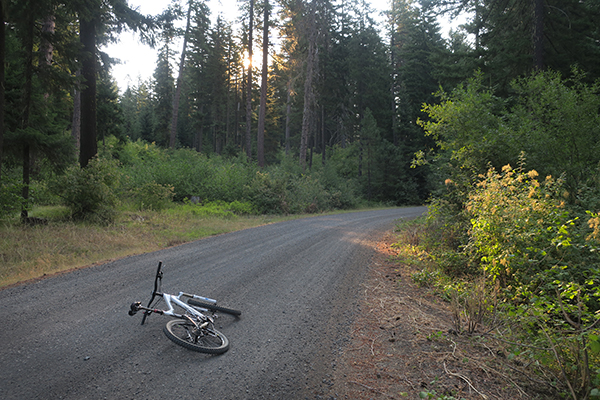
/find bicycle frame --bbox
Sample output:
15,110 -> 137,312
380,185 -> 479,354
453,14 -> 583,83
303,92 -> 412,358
150,292 -> 218,321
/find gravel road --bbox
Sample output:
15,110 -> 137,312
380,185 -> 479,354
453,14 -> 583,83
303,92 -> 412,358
0,207 -> 426,400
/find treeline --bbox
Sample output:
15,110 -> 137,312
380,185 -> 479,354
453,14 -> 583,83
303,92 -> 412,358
1,0 -> 600,221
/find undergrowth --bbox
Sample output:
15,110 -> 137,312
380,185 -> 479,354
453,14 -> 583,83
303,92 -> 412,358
392,166 -> 600,399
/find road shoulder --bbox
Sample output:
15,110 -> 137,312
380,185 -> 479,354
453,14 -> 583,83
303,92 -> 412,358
327,233 -> 532,400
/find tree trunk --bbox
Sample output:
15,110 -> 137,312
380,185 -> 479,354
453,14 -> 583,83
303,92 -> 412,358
245,0 -> 254,159
389,8 -> 398,147
321,105 -> 325,165
40,15 -> 55,77
0,2 -> 5,181
169,1 -> 193,148
256,0 -> 269,167
532,0 -> 544,70
21,146 -> 30,219
299,1 -> 318,170
72,70 -> 81,155
284,81 -> 292,155
79,17 -> 97,168
20,7 -> 35,220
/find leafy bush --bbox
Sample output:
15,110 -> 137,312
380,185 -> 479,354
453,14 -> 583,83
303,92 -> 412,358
0,176 -> 24,219
466,164 -> 568,286
463,164 -> 600,397
415,69 -> 600,397
244,171 -> 288,214
127,181 -> 174,211
171,200 -> 257,218
50,157 -> 122,223
419,70 -> 600,208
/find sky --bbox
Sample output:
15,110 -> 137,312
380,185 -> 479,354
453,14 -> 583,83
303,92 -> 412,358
105,0 -> 462,92
106,0 -> 234,91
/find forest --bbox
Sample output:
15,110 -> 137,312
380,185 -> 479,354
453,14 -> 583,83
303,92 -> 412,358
2,0 -> 600,398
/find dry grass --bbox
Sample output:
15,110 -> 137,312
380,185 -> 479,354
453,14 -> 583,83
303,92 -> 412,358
0,209 -> 292,288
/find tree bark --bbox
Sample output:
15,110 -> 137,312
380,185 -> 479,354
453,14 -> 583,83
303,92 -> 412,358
245,0 -> 254,159
169,1 -> 193,148
0,2 -> 5,181
256,0 -> 269,167
20,6 -> 35,220
284,81 -> 292,155
532,0 -> 544,70
79,17 -> 97,168
72,70 -> 81,155
299,1 -> 318,170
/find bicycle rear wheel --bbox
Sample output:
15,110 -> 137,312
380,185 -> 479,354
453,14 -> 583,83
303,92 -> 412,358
163,319 -> 229,354
187,299 -> 242,316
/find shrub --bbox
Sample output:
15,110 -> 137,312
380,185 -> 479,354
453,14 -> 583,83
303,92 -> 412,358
127,181 -> 174,211
465,163 -> 600,397
466,164 -> 568,286
50,157 -> 122,223
0,176 -> 24,219
244,171 -> 288,214
172,200 -> 257,218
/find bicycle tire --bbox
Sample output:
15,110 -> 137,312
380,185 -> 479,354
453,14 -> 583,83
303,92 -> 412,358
163,319 -> 229,354
187,299 -> 242,316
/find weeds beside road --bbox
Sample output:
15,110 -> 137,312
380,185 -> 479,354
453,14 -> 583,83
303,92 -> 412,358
0,206 -> 302,288
331,233 -> 548,400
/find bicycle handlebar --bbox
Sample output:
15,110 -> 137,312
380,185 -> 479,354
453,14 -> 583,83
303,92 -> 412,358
140,261 -> 164,325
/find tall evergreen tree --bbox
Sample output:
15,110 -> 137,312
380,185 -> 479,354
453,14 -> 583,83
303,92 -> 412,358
256,0 -> 270,167
169,0 -> 193,148
74,0 -> 154,167
153,43 -> 174,146
245,0 -> 255,159
184,0 -> 210,152
0,0 -> 5,181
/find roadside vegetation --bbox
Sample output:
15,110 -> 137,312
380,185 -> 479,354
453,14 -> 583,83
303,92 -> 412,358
0,141 -> 391,287
398,70 -> 600,399
0,206 -> 302,288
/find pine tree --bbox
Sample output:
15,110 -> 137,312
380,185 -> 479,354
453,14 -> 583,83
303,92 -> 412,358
152,44 -> 174,146
256,0 -> 270,167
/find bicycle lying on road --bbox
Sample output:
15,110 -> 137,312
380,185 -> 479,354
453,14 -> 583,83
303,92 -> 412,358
128,261 -> 241,354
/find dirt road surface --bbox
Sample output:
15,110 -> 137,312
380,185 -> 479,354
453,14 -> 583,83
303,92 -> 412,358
0,207 -> 426,400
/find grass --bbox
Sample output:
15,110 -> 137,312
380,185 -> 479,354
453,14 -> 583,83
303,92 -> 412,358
0,205 -> 302,288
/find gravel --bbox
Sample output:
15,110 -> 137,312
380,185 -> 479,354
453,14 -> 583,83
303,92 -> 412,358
0,207 -> 426,400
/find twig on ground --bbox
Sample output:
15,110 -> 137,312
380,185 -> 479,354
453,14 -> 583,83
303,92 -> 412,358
443,362 -> 489,399
349,380 -> 395,399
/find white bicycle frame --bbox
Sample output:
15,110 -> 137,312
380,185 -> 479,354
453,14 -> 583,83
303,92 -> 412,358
160,292 -> 219,320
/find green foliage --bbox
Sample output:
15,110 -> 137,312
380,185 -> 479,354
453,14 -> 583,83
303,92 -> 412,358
419,70 -> 600,207
170,199 -> 257,218
418,389 -> 465,400
413,70 -> 600,397
466,164 -> 568,285
99,140 -> 361,215
50,157 -> 122,223
418,72 -> 509,198
127,181 -> 175,211
507,70 -> 600,196
411,268 -> 441,288
0,176 -> 25,219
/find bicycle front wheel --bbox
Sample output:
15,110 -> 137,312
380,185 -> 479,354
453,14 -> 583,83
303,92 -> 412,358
163,319 -> 229,354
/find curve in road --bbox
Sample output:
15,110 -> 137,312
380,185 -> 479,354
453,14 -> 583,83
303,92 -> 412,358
0,207 -> 426,400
